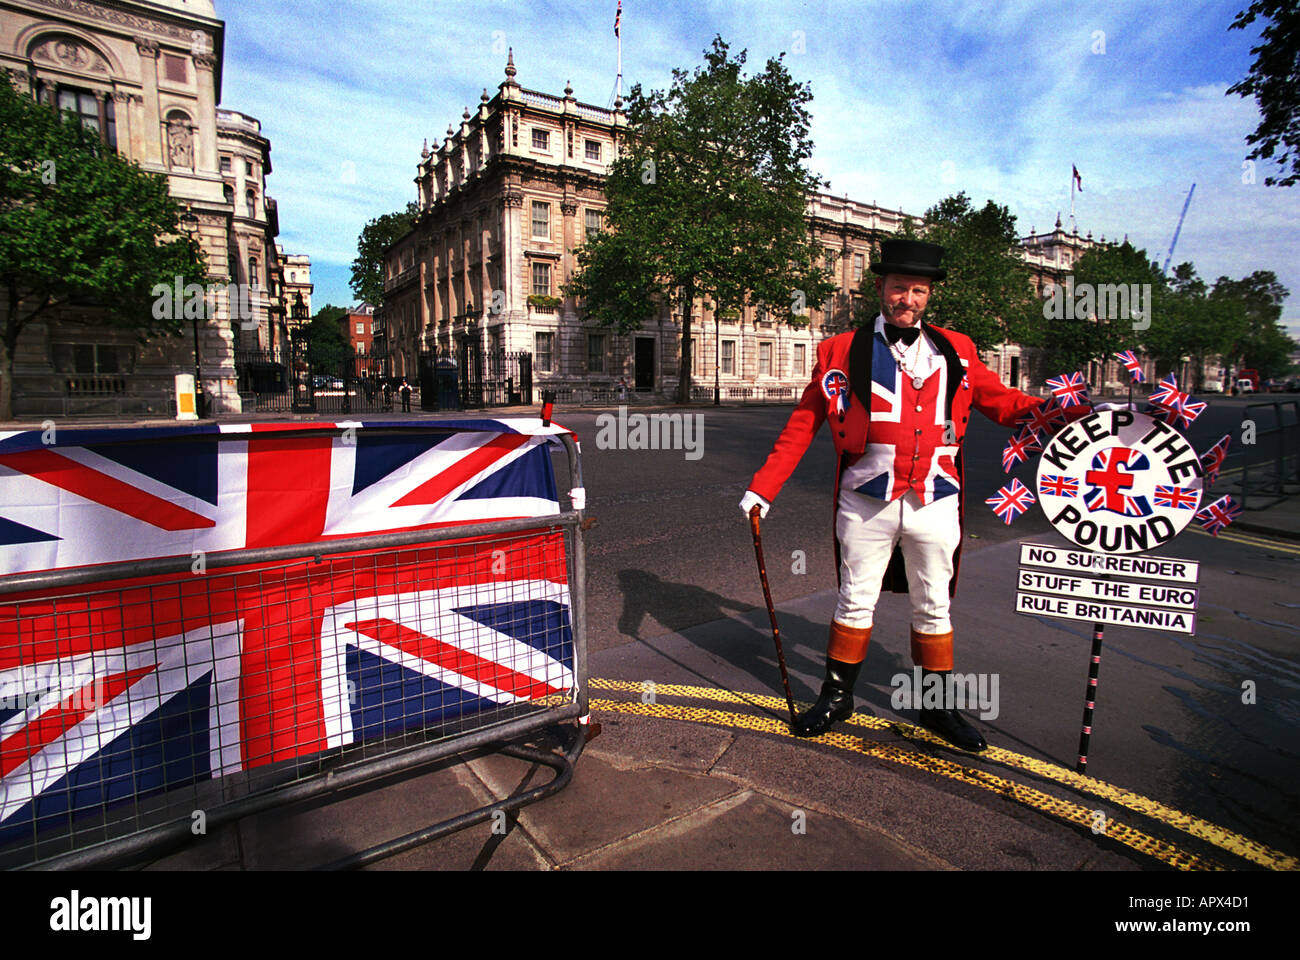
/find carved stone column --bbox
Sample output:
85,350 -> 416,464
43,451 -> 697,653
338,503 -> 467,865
133,37 -> 162,166
192,53 -> 218,172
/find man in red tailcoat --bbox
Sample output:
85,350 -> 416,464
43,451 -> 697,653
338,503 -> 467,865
741,239 -> 1088,749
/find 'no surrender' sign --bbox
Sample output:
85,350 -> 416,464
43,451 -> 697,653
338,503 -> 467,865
1014,543 -> 1200,635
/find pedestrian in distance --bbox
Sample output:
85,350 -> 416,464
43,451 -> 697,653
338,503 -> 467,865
400,379 -> 412,412
740,238 -> 1093,750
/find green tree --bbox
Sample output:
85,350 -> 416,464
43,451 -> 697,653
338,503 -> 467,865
1227,0 -> 1300,187
1043,241 -> 1167,381
905,192 -> 1041,351
0,73 -> 206,420
350,201 -> 419,309
306,303 -> 350,370
566,36 -> 836,403
1211,270 -> 1294,377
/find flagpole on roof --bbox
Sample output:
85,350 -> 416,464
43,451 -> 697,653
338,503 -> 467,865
616,0 -> 623,104
1070,166 -> 1076,235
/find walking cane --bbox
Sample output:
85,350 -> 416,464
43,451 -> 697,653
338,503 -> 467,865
749,505 -> 797,724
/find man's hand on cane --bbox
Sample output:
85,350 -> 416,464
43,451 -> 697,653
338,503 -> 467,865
740,490 -> 770,519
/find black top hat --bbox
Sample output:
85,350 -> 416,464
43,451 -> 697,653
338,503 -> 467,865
870,239 -> 947,281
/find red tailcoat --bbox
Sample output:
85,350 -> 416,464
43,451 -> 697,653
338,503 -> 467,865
749,322 -> 1080,596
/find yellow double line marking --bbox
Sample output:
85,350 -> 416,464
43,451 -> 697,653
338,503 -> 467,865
1182,524 -> 1300,554
589,679 -> 1297,872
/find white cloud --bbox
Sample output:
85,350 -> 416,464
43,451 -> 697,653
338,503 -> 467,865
216,0 -> 1300,327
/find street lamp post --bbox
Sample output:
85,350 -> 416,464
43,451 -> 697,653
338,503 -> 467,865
290,293 -> 312,412
179,206 -> 204,418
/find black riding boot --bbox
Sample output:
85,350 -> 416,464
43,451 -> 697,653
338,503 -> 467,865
792,658 -> 861,738
916,668 -> 987,752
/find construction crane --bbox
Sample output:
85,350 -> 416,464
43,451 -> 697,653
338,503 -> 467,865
1162,183 -> 1196,275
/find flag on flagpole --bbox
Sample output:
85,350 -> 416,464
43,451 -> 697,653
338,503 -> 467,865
1072,165 -> 1083,192
614,0 -> 621,37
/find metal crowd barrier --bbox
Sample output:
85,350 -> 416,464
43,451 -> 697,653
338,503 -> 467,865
0,429 -> 588,870
1237,400 -> 1300,509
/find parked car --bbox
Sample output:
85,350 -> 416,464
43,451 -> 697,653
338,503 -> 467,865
1202,381 -> 1224,394
1266,378 -> 1288,393
1234,378 -> 1255,394
1288,377 -> 1300,393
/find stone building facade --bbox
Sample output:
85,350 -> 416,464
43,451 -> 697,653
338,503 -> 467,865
0,0 -> 307,417
384,55 -> 1167,401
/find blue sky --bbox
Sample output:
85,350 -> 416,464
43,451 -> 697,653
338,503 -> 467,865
217,0 -> 1299,339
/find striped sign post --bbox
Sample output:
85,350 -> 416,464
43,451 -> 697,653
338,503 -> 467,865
1016,543 -> 1200,773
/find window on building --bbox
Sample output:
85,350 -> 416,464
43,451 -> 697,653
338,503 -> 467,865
356,322 -> 364,335
531,262 -> 552,297
163,53 -> 186,83
248,257 -> 258,287
220,155 -> 231,173
535,332 -> 554,372
55,86 -> 116,149
223,183 -> 233,206
588,333 -> 606,373
245,159 -> 254,176
531,128 -> 550,151
690,336 -> 699,375
246,189 -> 257,217
852,253 -> 864,282
721,340 -> 735,375
585,208 -> 603,240
51,342 -> 135,375
759,341 -> 773,376
585,139 -> 601,161
531,201 -> 550,239
793,342 -> 806,377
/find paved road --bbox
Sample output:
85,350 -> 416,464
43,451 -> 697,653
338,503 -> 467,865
554,400 -> 1300,863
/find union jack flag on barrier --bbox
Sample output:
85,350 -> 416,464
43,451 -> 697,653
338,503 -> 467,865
1145,374 -> 1207,429
1195,495 -> 1242,536
1046,371 -> 1090,408
986,478 -> 1036,525
0,419 -> 578,848
1114,350 -> 1145,383
1199,434 -> 1231,487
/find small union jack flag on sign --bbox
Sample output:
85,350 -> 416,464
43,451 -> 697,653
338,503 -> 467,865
1046,371 -> 1091,408
1002,427 -> 1043,472
1040,474 -> 1080,497
1195,495 -> 1241,536
1199,434 -> 1231,487
1015,396 -> 1067,440
986,478 -> 1036,525
1146,373 -> 1207,429
1114,350 -> 1145,383
1154,485 -> 1199,510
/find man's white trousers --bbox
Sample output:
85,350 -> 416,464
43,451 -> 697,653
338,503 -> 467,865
833,488 -> 961,633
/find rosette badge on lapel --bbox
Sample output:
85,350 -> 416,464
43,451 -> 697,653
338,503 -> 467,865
821,368 -> 850,416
